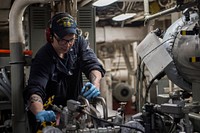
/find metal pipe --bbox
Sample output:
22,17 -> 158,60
73,0 -> 78,21
122,45 -> 134,75
9,0 -> 54,132
189,113 -> 200,132
128,0 -> 198,24
144,1 -> 198,22
111,70 -> 128,81
78,95 -> 90,107
143,0 -> 149,16
78,0 -> 92,7
95,96 -> 108,120
145,6 -> 177,21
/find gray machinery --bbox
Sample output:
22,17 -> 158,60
133,1 -> 200,133
33,96 -> 145,133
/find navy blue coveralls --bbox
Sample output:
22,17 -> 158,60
24,35 -> 105,105
23,35 -> 105,132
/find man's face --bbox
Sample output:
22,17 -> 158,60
53,33 -> 76,54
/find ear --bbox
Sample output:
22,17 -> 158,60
45,27 -> 53,43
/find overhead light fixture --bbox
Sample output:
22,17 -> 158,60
112,13 -> 136,21
92,0 -> 118,7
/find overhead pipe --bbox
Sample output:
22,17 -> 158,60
111,70 -> 128,81
78,0 -> 92,7
126,0 -> 198,24
72,0 -> 78,21
9,0 -> 54,132
143,0 -> 149,16
144,1 -> 198,22
145,6 -> 177,21
143,0 -> 177,22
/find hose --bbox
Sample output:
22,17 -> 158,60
82,109 -> 145,133
0,77 -> 11,96
1,67 -> 11,88
0,84 -> 11,101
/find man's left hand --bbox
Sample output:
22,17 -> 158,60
81,82 -> 100,99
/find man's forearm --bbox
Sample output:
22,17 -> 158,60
89,70 -> 102,88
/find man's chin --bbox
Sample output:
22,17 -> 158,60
61,49 -> 68,53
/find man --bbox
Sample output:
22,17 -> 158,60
23,12 -> 105,132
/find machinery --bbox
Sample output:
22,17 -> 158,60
134,1 -> 200,132
35,96 -> 144,133
1,0 -> 200,133
30,91 -> 200,133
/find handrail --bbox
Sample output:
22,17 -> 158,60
0,49 -> 32,56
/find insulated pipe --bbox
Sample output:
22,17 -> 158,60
111,70 -> 128,81
9,0 -> 54,132
162,12 -> 199,92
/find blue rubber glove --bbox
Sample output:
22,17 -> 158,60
35,110 -> 56,122
81,82 -> 100,99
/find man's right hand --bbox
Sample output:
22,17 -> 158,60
81,82 -> 100,100
35,110 -> 56,122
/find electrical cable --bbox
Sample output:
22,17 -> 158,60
0,84 -> 11,101
163,114 -> 175,132
81,109 -> 145,133
155,113 -> 167,133
168,122 -> 176,133
144,70 -> 166,103
1,67 -> 11,88
115,1 -> 126,12
0,77 -> 11,95
0,67 -> 11,94
155,109 -> 175,133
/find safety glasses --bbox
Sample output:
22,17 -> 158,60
54,34 -> 76,46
